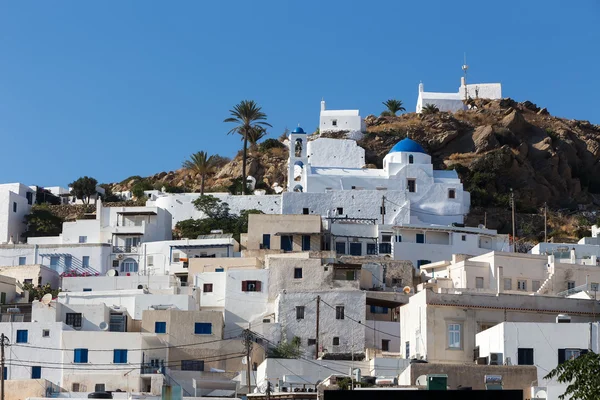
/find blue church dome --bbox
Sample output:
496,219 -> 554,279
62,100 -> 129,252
292,126 -> 305,134
389,138 -> 427,154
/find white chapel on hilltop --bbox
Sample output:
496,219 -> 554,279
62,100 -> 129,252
286,127 -> 470,226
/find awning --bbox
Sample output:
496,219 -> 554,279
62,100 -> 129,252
170,244 -> 232,249
112,232 -> 143,236
117,210 -> 157,215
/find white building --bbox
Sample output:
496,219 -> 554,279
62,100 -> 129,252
416,76 -> 502,113
0,183 -> 35,244
531,228 -> 600,265
45,185 -> 106,205
476,321 -> 599,400
319,100 -> 366,137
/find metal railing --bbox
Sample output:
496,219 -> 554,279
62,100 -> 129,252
557,283 -> 599,297
113,246 -> 139,253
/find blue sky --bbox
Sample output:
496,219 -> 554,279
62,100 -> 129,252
1,1 -> 598,187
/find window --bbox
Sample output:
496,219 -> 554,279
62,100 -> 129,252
380,206 -> 386,215
121,258 -> 138,273
567,281 -> 576,290
335,242 -> 346,255
559,349 -> 583,364
448,189 -> 456,199
532,280 -> 541,292
367,243 -> 377,255
296,306 -> 305,320
416,233 -> 425,244
74,348 -> 89,363
405,341 -> 410,358
407,179 -> 416,193
26,191 -> 33,205
109,313 -> 126,332
112,260 -> 119,268
64,255 -> 72,270
475,277 -> 484,289
448,324 -> 461,349
82,256 -> 90,268
336,306 -> 345,320
349,242 -> 362,256
203,283 -> 213,293
18,256 -> 26,265
518,348 -> 534,365
417,260 -> 431,269
382,339 -> 390,352
332,119 -> 337,126
42,330 -> 50,338
16,330 -> 28,343
194,322 -> 212,335
13,202 -> 17,213
332,337 -> 340,346
215,268 -> 224,272
173,252 -> 180,262
155,321 -> 167,334
308,339 -> 316,346
392,278 -> 402,286
379,243 -> 392,254
395,235 -> 402,242
78,236 -> 87,244
303,208 -> 309,215
281,235 -> 293,252
182,360 -> 204,371
504,278 -> 512,290
408,154 -> 414,164
337,207 -> 344,215
461,235 -> 467,241
113,349 -> 128,364
31,366 -> 41,379
66,313 -> 82,329
50,256 -> 59,269
294,268 -> 303,279
262,234 -> 271,250
147,255 -> 154,266
83,288 -> 92,292
517,280 -> 527,291
242,280 -> 261,292
370,306 -> 389,314
592,283 -> 599,292
302,235 -> 311,251
382,234 -> 392,243
95,384 -> 106,392
0,292 -> 5,304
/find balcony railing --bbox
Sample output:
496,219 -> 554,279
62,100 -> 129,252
113,246 -> 139,253
141,363 -> 164,374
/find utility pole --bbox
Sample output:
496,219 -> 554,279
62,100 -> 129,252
381,196 -> 385,225
244,325 -> 252,395
544,202 -> 548,243
266,381 -> 272,400
484,212 -> 487,228
1,333 -> 7,400
315,296 -> 320,360
510,189 -> 516,252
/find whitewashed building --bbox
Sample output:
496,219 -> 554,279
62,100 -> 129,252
476,322 -> 599,400
319,99 -> 366,137
531,226 -> 600,265
416,76 -> 502,113
0,183 -> 36,244
45,185 -> 106,205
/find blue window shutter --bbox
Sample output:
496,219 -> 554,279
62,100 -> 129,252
74,349 -> 88,363
155,322 -> 166,334
195,323 -> 212,335
31,366 -> 41,379
3,367 -> 6,380
114,349 -> 127,364
16,330 -> 28,343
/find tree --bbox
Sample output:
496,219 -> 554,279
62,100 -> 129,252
246,126 -> 267,149
69,176 -> 98,204
544,351 -> 600,400
421,103 -> 440,115
193,195 -> 231,219
23,282 -> 59,302
224,100 -> 272,194
381,99 -> 405,116
131,180 -> 152,199
23,205 -> 64,238
182,151 -> 215,196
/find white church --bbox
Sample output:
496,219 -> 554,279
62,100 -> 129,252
286,127 -> 470,226
416,75 -> 502,113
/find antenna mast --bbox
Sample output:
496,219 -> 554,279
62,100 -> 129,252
462,53 -> 469,101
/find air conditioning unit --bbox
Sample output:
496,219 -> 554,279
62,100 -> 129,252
557,314 -> 571,323
489,352 -> 503,365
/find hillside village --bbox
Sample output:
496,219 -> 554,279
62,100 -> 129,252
2,76 -> 600,400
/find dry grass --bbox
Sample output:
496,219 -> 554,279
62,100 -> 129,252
448,152 -> 477,160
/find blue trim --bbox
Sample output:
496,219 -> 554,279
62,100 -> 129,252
388,138 -> 427,154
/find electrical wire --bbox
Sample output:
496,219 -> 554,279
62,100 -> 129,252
319,299 -> 401,339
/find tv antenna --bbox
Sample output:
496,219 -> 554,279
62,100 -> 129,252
462,53 -> 469,101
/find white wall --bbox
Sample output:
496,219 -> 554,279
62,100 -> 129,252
223,269 -> 270,338
307,138 -> 365,168
365,321 -> 400,353
61,275 -> 175,292
0,183 -> 34,244
0,322 -> 66,386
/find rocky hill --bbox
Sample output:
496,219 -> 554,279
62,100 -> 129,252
107,99 -> 600,242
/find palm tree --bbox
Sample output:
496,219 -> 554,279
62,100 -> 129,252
421,103 -> 440,115
224,100 -> 272,194
182,151 -> 214,196
246,126 -> 267,149
381,99 -> 406,116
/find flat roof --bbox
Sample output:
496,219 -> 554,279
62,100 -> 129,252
117,210 -> 157,215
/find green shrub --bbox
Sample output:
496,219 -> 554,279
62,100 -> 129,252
259,139 -> 286,152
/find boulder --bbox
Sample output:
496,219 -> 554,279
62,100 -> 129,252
473,125 -> 498,153
501,109 -> 529,133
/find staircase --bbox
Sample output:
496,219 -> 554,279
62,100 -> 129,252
537,271 -> 555,295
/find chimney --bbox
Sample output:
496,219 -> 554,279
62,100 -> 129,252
321,98 -> 326,112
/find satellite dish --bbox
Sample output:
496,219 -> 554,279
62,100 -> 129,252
107,269 -> 117,277
41,293 -> 52,305
416,375 -> 427,386
535,390 -> 548,398
403,286 -> 411,294
241,356 -> 248,365
99,321 -> 109,331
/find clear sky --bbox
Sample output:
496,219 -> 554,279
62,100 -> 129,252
1,1 -> 598,187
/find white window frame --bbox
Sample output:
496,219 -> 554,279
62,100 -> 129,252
448,323 -> 461,349
78,236 -> 87,244
517,280 -> 527,291
475,277 -> 484,289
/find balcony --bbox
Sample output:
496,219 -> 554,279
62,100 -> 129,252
113,246 -> 139,253
141,363 -> 164,374
112,224 -> 145,235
